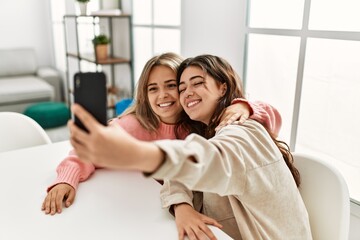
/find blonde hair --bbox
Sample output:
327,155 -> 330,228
120,52 -> 184,132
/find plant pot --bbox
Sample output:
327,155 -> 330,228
77,2 -> 88,15
95,44 -> 108,60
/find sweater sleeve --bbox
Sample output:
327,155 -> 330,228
151,121 -> 283,196
47,114 -> 153,192
231,98 -> 282,137
47,150 -> 96,191
160,180 -> 195,208
160,180 -> 203,215
248,101 -> 282,137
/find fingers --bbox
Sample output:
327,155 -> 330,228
202,216 -> 223,229
175,205 -> 220,240
68,120 -> 88,145
179,222 -> 219,240
216,113 -> 239,131
69,136 -> 91,163
69,124 -> 90,160
238,114 -> 248,124
177,228 -> 185,240
71,104 -> 101,133
42,190 -> 58,215
41,192 -> 52,215
55,190 -> 64,214
184,227 -> 197,240
65,188 -> 76,207
41,199 -> 46,211
198,224 -> 217,240
41,185 -> 74,215
216,112 -> 250,132
188,226 -> 213,240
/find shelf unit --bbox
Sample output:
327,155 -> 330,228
63,14 -> 134,108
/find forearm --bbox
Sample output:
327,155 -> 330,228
231,98 -> 282,136
151,133 -> 246,196
150,122 -> 282,196
248,101 -> 282,136
132,141 -> 165,173
48,151 -> 96,191
160,180 -> 195,211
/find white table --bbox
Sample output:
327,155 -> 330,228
0,141 -> 232,240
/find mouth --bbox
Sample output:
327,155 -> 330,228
157,101 -> 175,108
186,100 -> 201,108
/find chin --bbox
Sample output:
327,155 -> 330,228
189,115 -> 201,122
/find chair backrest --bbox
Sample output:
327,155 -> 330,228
293,152 -> 350,240
0,112 -> 51,152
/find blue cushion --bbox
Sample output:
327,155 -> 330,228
115,98 -> 133,115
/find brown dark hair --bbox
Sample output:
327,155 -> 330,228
176,54 -> 300,186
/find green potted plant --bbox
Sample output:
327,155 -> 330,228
92,34 -> 111,60
76,0 -> 90,15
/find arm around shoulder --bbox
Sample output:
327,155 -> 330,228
248,100 -> 282,137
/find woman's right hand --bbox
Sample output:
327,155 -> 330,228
174,203 -> 223,240
41,183 -> 76,215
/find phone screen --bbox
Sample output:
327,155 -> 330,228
73,72 -> 107,132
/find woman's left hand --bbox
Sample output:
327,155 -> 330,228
216,102 -> 251,131
174,203 -> 222,240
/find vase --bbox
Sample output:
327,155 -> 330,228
78,2 -> 88,15
95,44 -> 108,61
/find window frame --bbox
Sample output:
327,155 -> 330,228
242,0 -> 360,206
131,0 -> 181,81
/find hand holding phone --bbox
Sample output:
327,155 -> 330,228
73,72 -> 107,132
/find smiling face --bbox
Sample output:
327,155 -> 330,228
178,66 -> 226,125
147,65 -> 183,124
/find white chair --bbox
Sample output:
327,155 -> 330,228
0,112 -> 51,152
293,152 -> 350,240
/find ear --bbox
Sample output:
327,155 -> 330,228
221,83 -> 227,96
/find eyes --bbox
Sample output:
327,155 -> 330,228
178,80 -> 204,94
147,79 -> 205,93
147,82 -> 177,93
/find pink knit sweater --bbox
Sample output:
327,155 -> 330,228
48,101 -> 282,191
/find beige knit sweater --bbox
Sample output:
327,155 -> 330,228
153,120 -> 312,240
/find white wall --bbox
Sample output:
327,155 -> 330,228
181,0 -> 247,78
0,0 -> 54,66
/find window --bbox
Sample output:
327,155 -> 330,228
50,0 -> 66,72
50,0 -> 100,73
244,0 -> 360,202
132,0 -> 181,82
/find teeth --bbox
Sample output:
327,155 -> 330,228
187,100 -> 200,107
159,102 -> 172,107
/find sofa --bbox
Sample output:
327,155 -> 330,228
0,48 -> 63,113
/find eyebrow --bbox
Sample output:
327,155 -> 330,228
147,79 -> 176,87
179,75 -> 204,86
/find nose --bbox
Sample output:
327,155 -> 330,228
184,88 -> 193,98
159,89 -> 169,99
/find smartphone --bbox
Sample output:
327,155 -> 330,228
73,72 -> 107,132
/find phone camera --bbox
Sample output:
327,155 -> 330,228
75,78 -> 80,88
